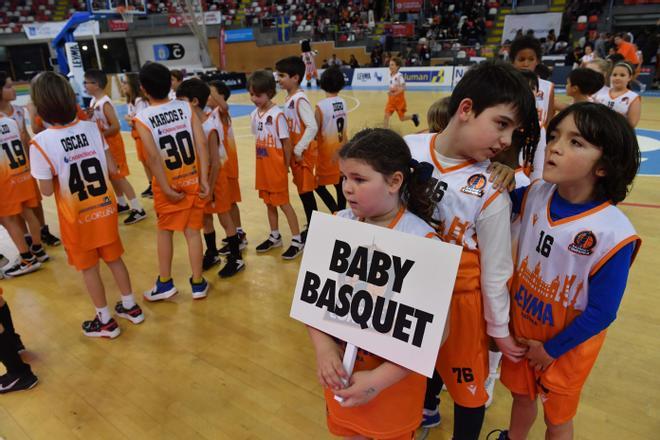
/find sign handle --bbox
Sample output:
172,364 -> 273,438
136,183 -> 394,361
334,343 -> 358,403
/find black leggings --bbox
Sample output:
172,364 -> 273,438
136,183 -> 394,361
314,183 -> 345,213
299,191 -> 318,225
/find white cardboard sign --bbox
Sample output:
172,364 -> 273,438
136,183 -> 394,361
290,212 -> 461,378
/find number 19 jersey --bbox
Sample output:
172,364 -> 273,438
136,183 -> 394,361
0,115 -> 38,215
29,120 -> 118,251
134,100 -> 202,214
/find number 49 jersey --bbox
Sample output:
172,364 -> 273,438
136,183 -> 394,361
29,120 -> 118,251
134,100 -> 201,214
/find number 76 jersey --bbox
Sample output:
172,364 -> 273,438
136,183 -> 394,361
30,120 -> 118,251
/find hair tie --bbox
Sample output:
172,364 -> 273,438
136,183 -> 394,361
614,62 -> 633,75
409,158 -> 434,183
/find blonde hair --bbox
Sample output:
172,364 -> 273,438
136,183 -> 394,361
585,58 -> 612,86
426,97 -> 450,133
30,72 -> 77,125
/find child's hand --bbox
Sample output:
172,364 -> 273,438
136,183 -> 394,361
198,180 -> 210,200
165,187 -> 185,203
334,370 -> 380,407
494,335 -> 528,362
518,338 -> 554,371
315,343 -> 348,391
487,162 -> 516,192
294,153 -> 303,162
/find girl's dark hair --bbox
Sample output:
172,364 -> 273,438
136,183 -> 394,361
547,102 -> 640,204
170,69 -> 184,82
319,66 -> 345,93
0,71 -> 7,88
338,128 -> 437,226
124,72 -> 143,105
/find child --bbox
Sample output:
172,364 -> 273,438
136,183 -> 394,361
0,287 -> 38,393
29,71 -> 144,338
1,70 -> 61,247
176,78 -> 245,278
84,69 -> 146,225
169,69 -> 183,100
0,112 -> 48,277
314,66 -> 348,213
121,72 -> 152,198
384,57 -> 420,129
492,102 -> 641,440
208,80 -> 248,254
247,70 -> 304,259
301,40 -> 319,88
510,36 -> 555,181
426,96 -> 450,133
555,68 -> 605,112
580,42 -> 596,66
308,128 -> 440,440
134,62 -> 211,301
592,62 -> 641,127
275,56 -> 319,236
405,60 -> 539,440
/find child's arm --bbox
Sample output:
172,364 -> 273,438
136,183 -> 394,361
207,130 -> 221,202
627,97 -> 641,127
135,122 -> 184,202
282,137 -> 293,168
333,361 -> 411,408
190,111 -> 210,199
314,106 -> 322,141
293,99 -> 318,160
28,141 -> 54,196
102,102 -> 121,137
307,326 -> 349,390
523,242 -> 636,371
277,113 -> 292,167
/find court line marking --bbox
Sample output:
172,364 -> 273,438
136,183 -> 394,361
620,202 -> 660,209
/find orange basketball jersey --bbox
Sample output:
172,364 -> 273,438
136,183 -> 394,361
250,105 -> 289,193
29,120 -> 118,251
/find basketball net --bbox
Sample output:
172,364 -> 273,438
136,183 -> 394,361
176,0 -> 213,67
116,5 -> 134,23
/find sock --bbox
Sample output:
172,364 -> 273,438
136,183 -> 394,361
236,227 -> 244,234
19,251 -> 32,261
204,231 -> 217,253
270,230 -> 281,239
96,306 -> 112,324
40,224 -> 49,234
129,198 -> 143,211
0,330 -> 31,375
0,303 -> 16,335
299,191 -> 318,224
227,234 -> 241,259
121,294 -> 136,309
192,277 -> 204,284
159,276 -> 172,283
489,350 -> 503,376
30,244 -> 43,253
424,369 -> 444,410
292,234 -> 302,245
453,403 -> 485,440
117,196 -> 127,206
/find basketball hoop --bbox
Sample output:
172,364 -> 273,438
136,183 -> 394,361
116,5 -> 134,23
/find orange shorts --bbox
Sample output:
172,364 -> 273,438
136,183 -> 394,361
227,177 -> 241,204
326,417 -> 414,440
258,189 -> 289,206
65,239 -> 124,271
291,160 -> 317,194
317,171 -> 341,187
109,143 -> 130,178
204,174 -> 231,214
501,358 -> 581,425
157,206 -> 204,231
0,195 -> 39,218
134,135 -> 147,164
385,94 -> 407,118
435,290 -> 489,408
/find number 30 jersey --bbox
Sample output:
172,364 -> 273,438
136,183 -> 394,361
134,100 -> 202,214
29,120 -> 118,251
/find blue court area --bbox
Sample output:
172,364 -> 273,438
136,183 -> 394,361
637,128 -> 660,176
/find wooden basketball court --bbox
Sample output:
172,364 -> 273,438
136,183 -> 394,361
1,89 -> 658,439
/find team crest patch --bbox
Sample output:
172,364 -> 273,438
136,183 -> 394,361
460,174 -> 487,197
568,231 -> 597,255
532,213 -> 539,225
288,100 -> 295,109
266,115 -> 273,125
621,96 -> 630,104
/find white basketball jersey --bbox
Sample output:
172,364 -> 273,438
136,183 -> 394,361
250,105 -> 288,150
317,96 -> 348,145
592,87 -> 640,116
127,97 -> 148,119
283,90 -> 311,141
389,72 -> 405,92
405,133 -> 503,251
202,107 -> 227,161
1,104 -> 26,131
0,115 -> 29,182
536,79 -> 554,126
90,95 -> 115,130
337,208 -> 436,239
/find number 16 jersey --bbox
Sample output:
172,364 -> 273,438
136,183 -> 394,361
29,120 -> 118,251
134,100 -> 202,215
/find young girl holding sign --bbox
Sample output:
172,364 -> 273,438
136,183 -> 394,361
307,128 -> 441,440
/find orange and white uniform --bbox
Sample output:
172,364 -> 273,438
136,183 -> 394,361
202,108 -> 230,214
221,113 -> 242,204
592,86 -> 640,117
302,51 -> 318,81
501,181 -> 640,424
0,115 -> 39,217
90,95 -> 129,177
386,71 -> 407,118
127,97 -> 149,163
251,104 -> 290,206
4,104 -> 27,133
283,89 -> 318,194
326,207 -> 435,439
316,96 -> 347,186
134,100 -> 205,231
528,78 -> 554,181
406,133 -> 513,408
29,120 -> 122,270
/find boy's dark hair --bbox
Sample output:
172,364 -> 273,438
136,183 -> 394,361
568,68 -> 604,95
247,70 -> 276,98
547,102 -> 640,204
208,80 -> 231,101
139,62 -> 171,100
319,66 -> 345,93
607,53 -> 625,64
30,71 -> 78,125
510,36 -> 542,62
519,69 -> 539,91
391,56 -> 403,67
534,63 -> 551,80
170,69 -> 184,82
176,78 -> 210,109
275,56 -> 306,84
339,128 -> 437,227
0,71 -> 7,88
84,68 -> 108,89
449,60 -> 540,163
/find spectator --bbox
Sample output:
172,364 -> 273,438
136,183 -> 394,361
328,54 -> 343,67
581,43 -> 597,65
594,32 -> 609,59
321,59 -> 330,69
371,43 -> 383,67
348,54 -> 360,68
615,33 -> 640,67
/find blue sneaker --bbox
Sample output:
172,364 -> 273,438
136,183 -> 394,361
486,429 -> 509,440
190,277 -> 209,300
144,277 -> 178,302
421,407 -> 441,428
